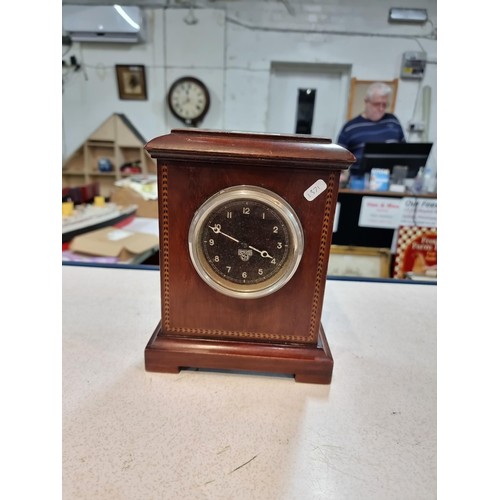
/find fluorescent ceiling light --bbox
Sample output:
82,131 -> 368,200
389,8 -> 428,24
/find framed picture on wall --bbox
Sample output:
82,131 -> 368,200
115,65 -> 147,100
347,78 -> 398,119
327,245 -> 391,278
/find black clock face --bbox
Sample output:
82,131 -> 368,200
167,76 -> 210,125
189,186 -> 304,299
201,198 -> 291,286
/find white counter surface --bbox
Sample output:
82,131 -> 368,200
62,265 -> 436,499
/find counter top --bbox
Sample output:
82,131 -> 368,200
62,265 -> 436,499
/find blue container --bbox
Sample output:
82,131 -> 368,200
349,176 -> 365,189
98,158 -> 113,172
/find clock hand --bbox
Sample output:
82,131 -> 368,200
208,225 -> 273,259
208,224 -> 240,243
248,245 -> 274,260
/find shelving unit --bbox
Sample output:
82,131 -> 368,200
62,113 -> 155,198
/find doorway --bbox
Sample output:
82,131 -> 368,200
267,62 -> 351,140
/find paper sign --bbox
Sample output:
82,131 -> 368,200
399,197 -> 437,227
393,226 -> 437,279
359,196 -> 437,229
359,197 -> 402,228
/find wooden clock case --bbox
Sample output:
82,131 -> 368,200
144,129 -> 354,384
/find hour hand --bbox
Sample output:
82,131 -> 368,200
249,245 -> 273,260
208,224 -> 240,243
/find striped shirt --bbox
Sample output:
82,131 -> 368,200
337,113 -> 406,176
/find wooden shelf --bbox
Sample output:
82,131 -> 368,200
62,113 -> 155,198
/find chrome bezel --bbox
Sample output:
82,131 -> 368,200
188,185 -> 304,299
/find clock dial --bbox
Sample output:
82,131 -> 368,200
189,186 -> 304,299
167,76 -> 210,126
202,199 -> 290,285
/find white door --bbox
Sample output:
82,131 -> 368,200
267,62 -> 350,141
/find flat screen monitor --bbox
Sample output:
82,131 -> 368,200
358,142 -> 433,178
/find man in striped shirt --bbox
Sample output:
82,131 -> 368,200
337,81 -> 406,186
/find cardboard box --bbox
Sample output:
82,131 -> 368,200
70,227 -> 159,263
110,186 -> 158,219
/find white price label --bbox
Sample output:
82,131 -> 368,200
304,179 -> 327,201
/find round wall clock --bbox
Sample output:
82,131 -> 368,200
167,76 -> 210,126
188,185 -> 304,299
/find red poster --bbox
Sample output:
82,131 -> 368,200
393,226 -> 437,279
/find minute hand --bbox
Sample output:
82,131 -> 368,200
208,224 -> 240,243
249,245 -> 274,260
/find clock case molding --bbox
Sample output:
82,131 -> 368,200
144,129 -> 354,384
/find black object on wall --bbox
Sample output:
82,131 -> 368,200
295,88 -> 316,134
333,191 -> 396,248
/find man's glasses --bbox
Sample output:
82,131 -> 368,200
367,100 -> 387,108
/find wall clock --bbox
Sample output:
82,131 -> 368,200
167,76 -> 210,126
144,129 -> 354,384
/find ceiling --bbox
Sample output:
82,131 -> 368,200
61,0 -> 359,7
61,0 -> 294,5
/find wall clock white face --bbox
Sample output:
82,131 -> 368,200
167,76 -> 210,126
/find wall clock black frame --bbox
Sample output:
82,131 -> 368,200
144,129 -> 354,384
167,76 -> 210,126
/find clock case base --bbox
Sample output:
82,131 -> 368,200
145,321 -> 333,384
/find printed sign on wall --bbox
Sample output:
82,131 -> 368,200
393,226 -> 437,279
359,196 -> 437,229
358,196 -> 402,228
399,197 -> 437,227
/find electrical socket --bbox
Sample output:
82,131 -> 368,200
408,120 -> 425,132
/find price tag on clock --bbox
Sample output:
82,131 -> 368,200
304,179 -> 327,201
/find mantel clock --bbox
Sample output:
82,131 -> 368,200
144,129 -> 354,384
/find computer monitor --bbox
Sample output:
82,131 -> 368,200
358,142 -> 433,178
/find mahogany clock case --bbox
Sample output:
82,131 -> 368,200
144,129 -> 354,383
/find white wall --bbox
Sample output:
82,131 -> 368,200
62,0 -> 437,168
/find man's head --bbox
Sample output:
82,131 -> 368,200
363,82 -> 392,122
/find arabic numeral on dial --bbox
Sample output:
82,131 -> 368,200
273,226 -> 279,233
271,258 -> 276,264
226,211 -> 232,218
258,269 -> 263,275
242,207 -> 250,215
214,256 -> 220,262
226,266 -> 231,273
242,272 -> 247,279
277,242 -> 282,249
